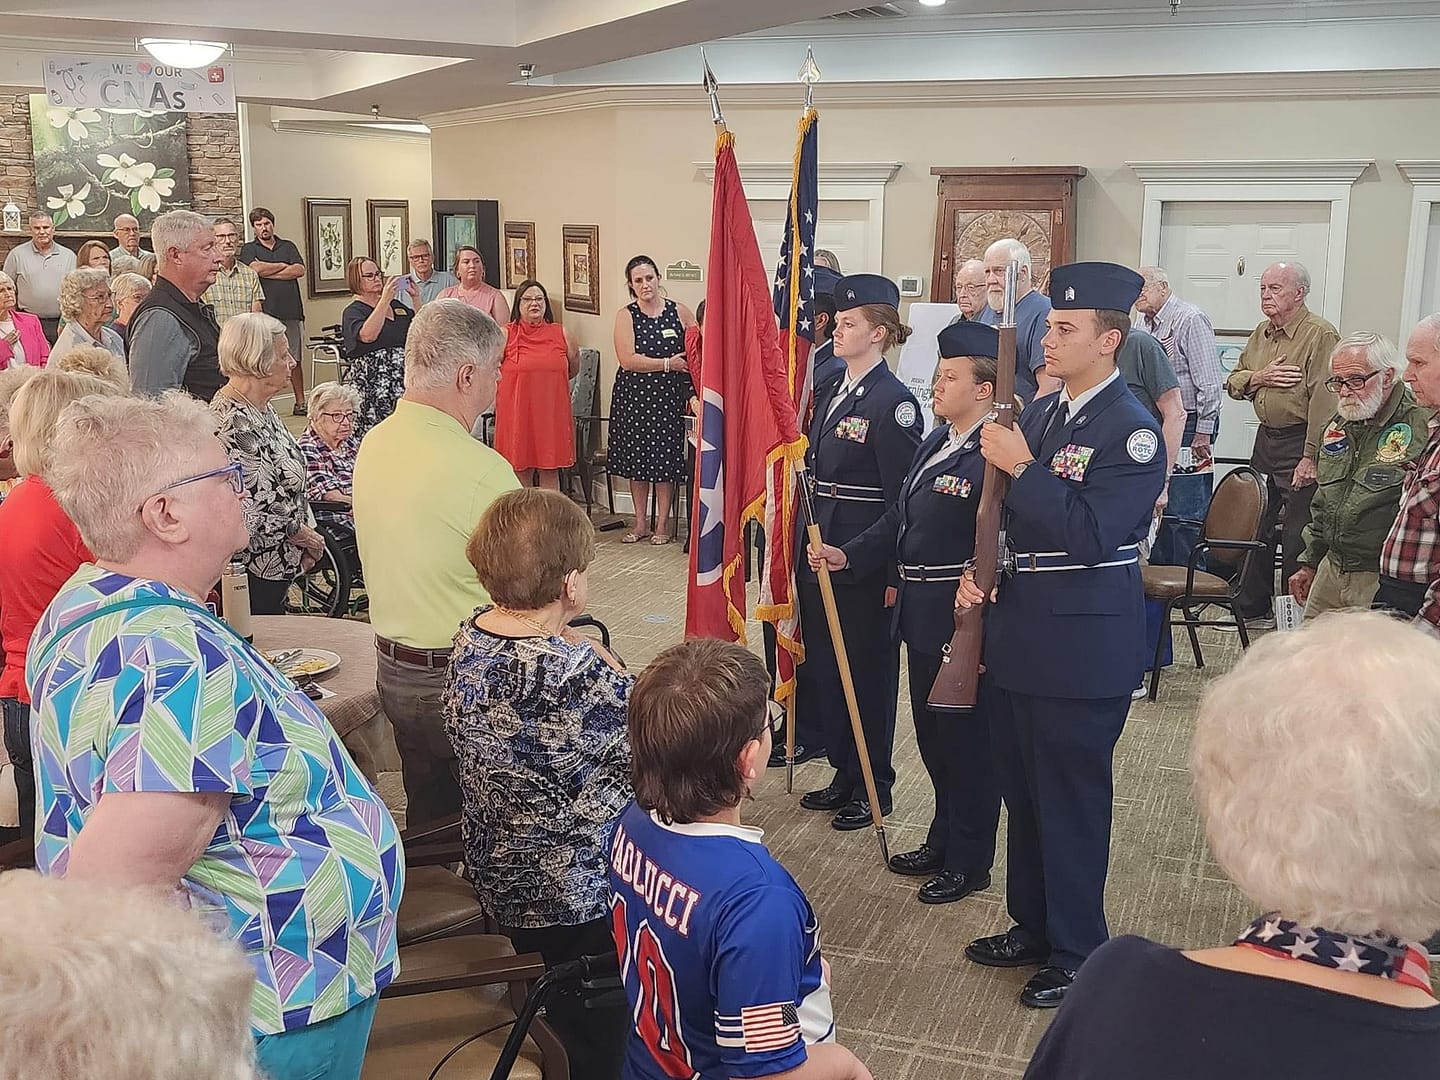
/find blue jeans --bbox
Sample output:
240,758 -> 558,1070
254,996 -> 379,1080
1151,415 -> 1215,569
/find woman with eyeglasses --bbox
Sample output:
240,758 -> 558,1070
0,368 -> 125,842
298,381 -> 362,519
210,312 -> 326,615
50,268 -> 126,364
495,279 -> 580,491
26,391 -> 402,1080
341,256 -> 414,437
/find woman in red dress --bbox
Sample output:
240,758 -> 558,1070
497,279 -> 580,490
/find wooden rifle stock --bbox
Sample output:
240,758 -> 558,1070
928,264 -> 1020,711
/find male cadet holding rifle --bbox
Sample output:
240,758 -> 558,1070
955,262 -> 1166,1009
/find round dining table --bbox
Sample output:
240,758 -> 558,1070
251,615 -> 401,783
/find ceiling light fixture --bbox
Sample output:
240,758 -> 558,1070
917,0 -> 948,7
138,39 -> 230,69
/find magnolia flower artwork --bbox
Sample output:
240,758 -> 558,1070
28,94 -> 191,231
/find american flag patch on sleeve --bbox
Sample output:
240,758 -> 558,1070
720,1001 -> 799,1053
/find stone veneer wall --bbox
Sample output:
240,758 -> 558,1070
0,91 -> 242,261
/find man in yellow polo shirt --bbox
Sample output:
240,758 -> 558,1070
353,299 -> 518,827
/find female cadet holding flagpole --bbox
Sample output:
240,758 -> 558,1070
794,274 -> 922,831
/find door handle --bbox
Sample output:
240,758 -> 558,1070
1236,256 -> 1245,276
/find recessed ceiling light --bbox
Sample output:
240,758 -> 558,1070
918,0 -> 948,6
139,39 -> 230,69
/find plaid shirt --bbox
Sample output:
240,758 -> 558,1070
1141,294 -> 1223,435
298,428 -> 358,504
202,261 -> 264,324
1381,416 -> 1440,627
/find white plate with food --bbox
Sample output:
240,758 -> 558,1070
265,648 -> 342,678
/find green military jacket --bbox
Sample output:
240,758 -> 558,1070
1300,382 -> 1433,573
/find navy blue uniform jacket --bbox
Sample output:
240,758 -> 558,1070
796,362 -> 922,587
842,422 -> 987,655
984,374 -> 1167,699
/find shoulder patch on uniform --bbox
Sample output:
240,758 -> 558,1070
894,400 -> 918,428
1126,428 -> 1159,464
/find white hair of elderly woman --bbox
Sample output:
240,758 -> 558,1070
307,380 -> 361,416
51,344 -> 130,391
150,208 -> 213,262
8,368 -> 121,479
111,270 -> 152,308
218,310 -> 288,379
404,297 -> 505,394
1192,610 -> 1440,941
49,391 -> 219,562
0,871 -> 257,1080
57,267 -> 112,323
0,365 -> 38,443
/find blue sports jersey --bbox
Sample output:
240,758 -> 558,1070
607,802 -> 835,1080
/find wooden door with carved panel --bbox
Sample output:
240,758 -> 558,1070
929,167 -> 1086,302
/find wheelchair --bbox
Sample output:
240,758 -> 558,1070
284,500 -> 367,618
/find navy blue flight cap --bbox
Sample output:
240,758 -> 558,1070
1049,261 -> 1144,313
833,273 -> 900,312
812,265 -> 842,298
937,320 -> 999,360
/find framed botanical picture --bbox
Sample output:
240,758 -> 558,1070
504,221 -> 536,288
562,224 -> 600,315
304,197 -> 353,298
366,199 -> 409,277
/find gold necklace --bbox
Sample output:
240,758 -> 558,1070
493,605 -> 562,637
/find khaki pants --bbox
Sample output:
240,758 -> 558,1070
375,652 -> 460,829
1303,557 -> 1380,618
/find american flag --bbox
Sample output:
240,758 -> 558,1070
740,1000 -> 801,1053
754,107 -> 819,709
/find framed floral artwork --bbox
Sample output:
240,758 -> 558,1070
28,94 -> 190,231
504,221 -> 536,288
366,199 -> 409,277
562,224 -> 600,315
304,197 -> 353,298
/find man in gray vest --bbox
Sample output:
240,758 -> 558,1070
128,210 -> 224,401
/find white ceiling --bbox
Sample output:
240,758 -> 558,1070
4,0 -> 1440,121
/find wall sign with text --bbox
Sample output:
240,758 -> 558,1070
44,54 -> 236,114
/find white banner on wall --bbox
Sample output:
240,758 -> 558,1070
895,301 -> 960,436
43,54 -> 237,114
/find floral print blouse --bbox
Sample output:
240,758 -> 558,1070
210,392 -> 310,581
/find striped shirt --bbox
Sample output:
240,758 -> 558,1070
1381,418 -> 1440,628
202,261 -> 264,323
1141,294 -> 1223,435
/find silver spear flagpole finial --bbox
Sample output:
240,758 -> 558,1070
797,45 -> 820,110
701,46 -> 724,127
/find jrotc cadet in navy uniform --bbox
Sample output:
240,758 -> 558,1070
811,265 -> 846,391
957,262 -> 1166,1008
809,320 -> 1002,903
795,274 -> 923,830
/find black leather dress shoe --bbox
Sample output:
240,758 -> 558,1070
831,799 -> 892,831
767,742 -> 828,769
1020,965 -> 1077,1009
964,928 -> 1049,968
918,870 -> 992,905
800,780 -> 851,812
888,844 -> 945,877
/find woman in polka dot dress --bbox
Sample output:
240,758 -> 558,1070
609,254 -> 696,544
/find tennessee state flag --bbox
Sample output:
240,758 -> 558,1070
685,128 -> 805,646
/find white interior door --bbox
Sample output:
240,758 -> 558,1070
1420,203 -> 1440,319
750,198 -> 872,280
1158,201 -> 1332,332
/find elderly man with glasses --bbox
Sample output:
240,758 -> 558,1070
1288,332 -> 1432,617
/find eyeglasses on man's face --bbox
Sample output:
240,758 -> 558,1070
1324,370 -> 1381,393
142,462 -> 245,509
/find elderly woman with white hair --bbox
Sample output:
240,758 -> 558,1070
211,311 -> 326,614
1024,610 -> 1440,1079
0,271 -> 50,371
0,364 -> 37,498
298,381 -> 361,514
0,369 -> 121,843
27,392 -> 402,1079
50,268 -> 127,364
109,270 -> 151,350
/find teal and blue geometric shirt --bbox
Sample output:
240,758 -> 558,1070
26,563 -> 404,1035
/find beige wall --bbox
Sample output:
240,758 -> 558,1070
245,105 -> 434,340
431,86 -> 1440,406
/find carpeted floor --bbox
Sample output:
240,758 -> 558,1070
582,524 -> 1254,1078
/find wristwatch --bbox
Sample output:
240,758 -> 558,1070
1012,460 -> 1033,480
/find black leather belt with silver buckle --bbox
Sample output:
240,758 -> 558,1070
375,635 -> 452,669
